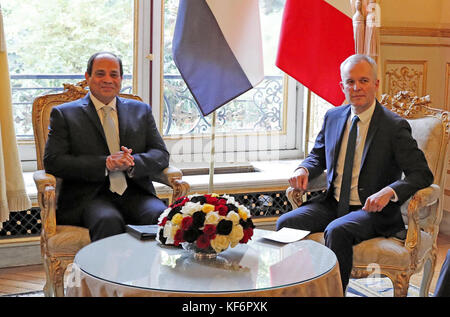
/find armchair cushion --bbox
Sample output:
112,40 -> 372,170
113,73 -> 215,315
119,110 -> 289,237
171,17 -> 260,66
305,231 -> 433,269
47,225 -> 90,256
352,232 -> 433,269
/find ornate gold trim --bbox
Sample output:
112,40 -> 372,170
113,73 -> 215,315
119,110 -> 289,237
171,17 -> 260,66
383,60 -> 427,97
0,236 -> 40,245
381,41 -> 450,48
381,26 -> 450,38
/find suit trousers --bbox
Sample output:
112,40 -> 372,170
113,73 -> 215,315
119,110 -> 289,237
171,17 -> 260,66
434,250 -> 450,297
276,196 -> 378,292
81,181 -> 167,242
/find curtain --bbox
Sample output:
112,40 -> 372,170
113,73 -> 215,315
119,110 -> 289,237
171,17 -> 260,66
0,6 -> 31,228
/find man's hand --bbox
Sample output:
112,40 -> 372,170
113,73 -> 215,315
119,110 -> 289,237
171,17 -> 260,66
289,168 -> 309,191
106,146 -> 134,172
362,187 -> 395,212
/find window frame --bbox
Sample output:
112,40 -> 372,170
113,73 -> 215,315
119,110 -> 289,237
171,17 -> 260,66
18,0 -> 306,172
137,0 -> 304,165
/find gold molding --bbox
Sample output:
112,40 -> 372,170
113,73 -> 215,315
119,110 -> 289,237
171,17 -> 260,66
0,236 -> 40,245
381,26 -> 450,38
383,60 -> 427,97
446,63 -> 450,111
381,41 -> 450,48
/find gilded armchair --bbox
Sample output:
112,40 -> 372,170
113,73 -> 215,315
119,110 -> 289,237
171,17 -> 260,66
32,81 -> 190,296
287,91 -> 449,296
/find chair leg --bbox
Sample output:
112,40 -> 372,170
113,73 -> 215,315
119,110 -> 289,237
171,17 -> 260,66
392,272 -> 410,297
43,259 -> 54,297
419,255 -> 436,297
47,257 -> 67,297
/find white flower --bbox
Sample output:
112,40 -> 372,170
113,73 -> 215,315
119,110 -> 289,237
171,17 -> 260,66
158,208 -> 171,223
226,196 -> 236,204
181,201 -> 202,215
205,211 -> 220,225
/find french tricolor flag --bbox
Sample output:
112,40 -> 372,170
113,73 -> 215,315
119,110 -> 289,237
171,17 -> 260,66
276,0 -> 355,106
172,0 -> 264,116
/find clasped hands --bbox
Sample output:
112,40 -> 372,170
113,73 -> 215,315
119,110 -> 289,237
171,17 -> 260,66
289,168 -> 395,213
106,146 -> 134,172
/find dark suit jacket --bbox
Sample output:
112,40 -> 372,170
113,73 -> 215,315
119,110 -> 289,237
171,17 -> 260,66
44,93 -> 169,225
300,101 -> 433,236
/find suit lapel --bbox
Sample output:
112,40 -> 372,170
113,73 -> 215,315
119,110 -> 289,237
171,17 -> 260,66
116,97 -> 128,145
332,106 -> 351,166
328,106 -> 351,182
81,94 -> 106,139
360,102 -> 381,168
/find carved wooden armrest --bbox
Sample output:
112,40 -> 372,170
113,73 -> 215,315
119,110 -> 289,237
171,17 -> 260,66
152,166 -> 190,200
33,170 -> 57,237
286,171 -> 328,209
404,184 -> 440,251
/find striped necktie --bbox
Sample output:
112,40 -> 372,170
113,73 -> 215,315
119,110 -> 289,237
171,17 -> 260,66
101,105 -> 127,195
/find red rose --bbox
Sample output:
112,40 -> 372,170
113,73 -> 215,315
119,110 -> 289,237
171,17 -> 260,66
240,227 -> 254,244
203,224 -> 216,238
215,204 -> 229,216
174,197 -> 190,208
206,196 -> 219,205
217,198 -> 227,205
181,216 -> 193,230
159,217 -> 168,227
196,234 -> 211,249
174,229 -> 185,246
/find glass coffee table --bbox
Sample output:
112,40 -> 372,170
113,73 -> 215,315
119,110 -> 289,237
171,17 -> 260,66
65,229 -> 342,297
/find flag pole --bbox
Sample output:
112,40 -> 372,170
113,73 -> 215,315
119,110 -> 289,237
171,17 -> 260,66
208,111 -> 216,193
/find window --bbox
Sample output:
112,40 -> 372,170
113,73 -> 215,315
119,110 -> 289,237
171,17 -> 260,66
4,0 -> 304,170
144,0 -> 302,164
2,0 -> 134,138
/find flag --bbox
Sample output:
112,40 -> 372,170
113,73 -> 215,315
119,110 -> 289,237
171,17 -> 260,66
276,0 -> 355,106
172,0 -> 264,116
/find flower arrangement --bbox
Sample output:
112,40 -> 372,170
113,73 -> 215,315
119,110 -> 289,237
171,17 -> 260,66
156,193 -> 255,254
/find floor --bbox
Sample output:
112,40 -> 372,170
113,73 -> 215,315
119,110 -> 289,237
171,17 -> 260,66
0,233 -> 449,296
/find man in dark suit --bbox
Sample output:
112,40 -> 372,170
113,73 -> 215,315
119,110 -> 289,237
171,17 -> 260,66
276,54 -> 433,293
44,52 -> 169,241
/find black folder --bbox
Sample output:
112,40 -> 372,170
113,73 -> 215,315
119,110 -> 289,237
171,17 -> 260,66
126,224 -> 158,240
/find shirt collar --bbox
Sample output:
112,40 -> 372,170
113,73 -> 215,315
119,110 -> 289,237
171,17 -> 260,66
89,93 -> 117,112
351,100 -> 376,124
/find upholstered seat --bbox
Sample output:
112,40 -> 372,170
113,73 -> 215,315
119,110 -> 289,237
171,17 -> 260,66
32,81 -> 190,296
46,226 -> 91,256
287,91 -> 449,296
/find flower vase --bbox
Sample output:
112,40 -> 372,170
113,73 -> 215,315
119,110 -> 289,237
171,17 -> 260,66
182,242 -> 218,260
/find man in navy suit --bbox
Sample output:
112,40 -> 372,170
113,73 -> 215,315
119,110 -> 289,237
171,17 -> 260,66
276,54 -> 433,293
44,52 -> 169,241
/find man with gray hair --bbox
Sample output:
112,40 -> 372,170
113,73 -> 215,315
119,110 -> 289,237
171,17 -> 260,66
276,54 -> 433,293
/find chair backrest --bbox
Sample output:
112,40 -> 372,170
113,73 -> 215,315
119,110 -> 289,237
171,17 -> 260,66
32,80 -> 142,170
380,91 -> 450,231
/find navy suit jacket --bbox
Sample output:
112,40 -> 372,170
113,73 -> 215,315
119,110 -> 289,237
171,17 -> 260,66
300,101 -> 433,236
44,93 -> 169,225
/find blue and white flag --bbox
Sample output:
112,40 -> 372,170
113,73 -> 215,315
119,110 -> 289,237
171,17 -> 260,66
172,0 -> 264,116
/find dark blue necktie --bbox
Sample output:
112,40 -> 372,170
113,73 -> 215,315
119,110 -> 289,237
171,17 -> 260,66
337,115 -> 360,217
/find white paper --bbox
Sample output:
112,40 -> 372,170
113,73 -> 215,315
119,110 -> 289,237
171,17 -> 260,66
263,227 -> 310,244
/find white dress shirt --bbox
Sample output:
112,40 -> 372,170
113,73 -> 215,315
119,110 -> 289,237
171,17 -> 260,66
90,93 -> 120,141
333,102 -> 376,205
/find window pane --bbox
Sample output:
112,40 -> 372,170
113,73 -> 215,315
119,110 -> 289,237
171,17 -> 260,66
162,0 -> 285,136
2,0 -> 134,138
